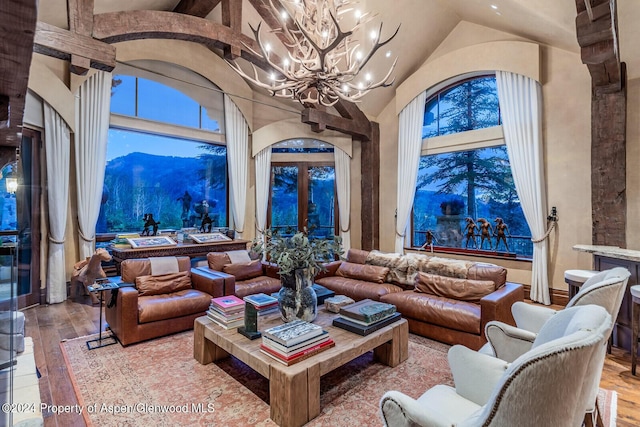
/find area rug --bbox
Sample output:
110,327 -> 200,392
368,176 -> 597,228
60,331 -> 452,426
597,387 -> 617,427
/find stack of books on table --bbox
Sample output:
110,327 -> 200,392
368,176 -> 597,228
207,295 -> 245,329
332,299 -> 401,336
243,293 -> 279,315
260,319 -> 335,366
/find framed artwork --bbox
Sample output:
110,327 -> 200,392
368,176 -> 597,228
189,232 -> 233,244
127,235 -> 178,249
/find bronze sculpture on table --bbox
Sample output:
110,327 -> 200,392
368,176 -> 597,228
420,229 -> 437,252
200,213 -> 213,233
463,217 -> 478,249
478,218 -> 493,250
494,217 -> 510,252
141,213 -> 160,236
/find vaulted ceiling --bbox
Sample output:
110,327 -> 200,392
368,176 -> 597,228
2,0 -> 640,145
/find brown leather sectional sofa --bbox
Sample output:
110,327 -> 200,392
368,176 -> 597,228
106,256 -> 226,346
316,249 -> 524,350
193,251 -> 282,298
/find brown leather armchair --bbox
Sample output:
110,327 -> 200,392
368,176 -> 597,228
106,256 -> 225,346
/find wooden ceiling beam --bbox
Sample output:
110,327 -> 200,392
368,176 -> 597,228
67,0 -> 95,75
221,0 -> 242,59
0,0 -> 37,146
34,21 -> 116,72
174,0 -> 222,18
302,108 -> 372,142
92,10 -> 271,69
575,0 -> 620,90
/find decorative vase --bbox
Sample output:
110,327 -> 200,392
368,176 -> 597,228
277,268 -> 318,322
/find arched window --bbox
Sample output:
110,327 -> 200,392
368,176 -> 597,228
413,75 -> 532,258
98,67 -> 228,234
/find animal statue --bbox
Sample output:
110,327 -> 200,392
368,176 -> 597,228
494,217 -> 511,252
71,248 -> 112,304
463,217 -> 478,249
420,230 -> 437,252
200,213 -> 213,233
477,218 -> 493,250
141,213 -> 161,236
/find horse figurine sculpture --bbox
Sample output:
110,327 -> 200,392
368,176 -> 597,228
70,248 -> 112,304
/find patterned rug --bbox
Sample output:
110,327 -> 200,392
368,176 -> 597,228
60,332 -> 618,427
60,331 -> 452,426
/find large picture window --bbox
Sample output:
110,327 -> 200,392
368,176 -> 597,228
413,75 -> 532,257
98,71 -> 228,234
268,140 -> 337,238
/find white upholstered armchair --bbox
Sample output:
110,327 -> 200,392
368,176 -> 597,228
508,267 -> 630,337
380,305 -> 611,427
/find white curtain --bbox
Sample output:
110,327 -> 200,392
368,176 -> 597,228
224,94 -> 249,239
496,71 -> 550,305
334,147 -> 351,251
254,146 -> 271,243
395,92 -> 427,253
44,103 -> 71,304
75,71 -> 112,259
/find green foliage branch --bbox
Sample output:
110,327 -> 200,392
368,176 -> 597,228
252,228 -> 343,277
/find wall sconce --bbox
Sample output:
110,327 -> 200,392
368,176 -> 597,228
5,176 -> 17,194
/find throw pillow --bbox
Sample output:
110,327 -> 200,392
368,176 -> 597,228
207,252 -> 232,271
415,272 -> 495,302
136,270 -> 192,296
336,262 -> 390,284
222,260 -> 263,281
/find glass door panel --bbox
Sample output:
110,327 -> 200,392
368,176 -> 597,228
270,165 -> 299,235
307,166 -> 335,238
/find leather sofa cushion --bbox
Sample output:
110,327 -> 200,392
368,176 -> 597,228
207,252 -> 232,271
234,276 -> 281,299
468,263 -> 507,288
345,248 -> 370,264
415,272 -> 495,302
122,256 -> 191,283
136,271 -> 192,296
138,289 -> 211,323
223,260 -> 263,280
381,291 -> 481,335
336,262 -> 389,284
316,276 -> 403,301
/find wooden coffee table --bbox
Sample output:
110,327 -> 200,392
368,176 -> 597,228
193,308 -> 408,427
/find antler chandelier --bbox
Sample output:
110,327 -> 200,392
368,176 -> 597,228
228,0 -> 399,106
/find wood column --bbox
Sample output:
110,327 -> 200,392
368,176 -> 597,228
361,122 -> 380,250
591,64 -> 627,246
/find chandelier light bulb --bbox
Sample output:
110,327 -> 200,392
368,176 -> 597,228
270,72 -> 276,81
365,72 -> 372,81
355,51 -> 363,60
342,84 -> 350,92
281,10 -> 288,19
370,30 -> 377,40
265,43 -> 271,52
386,50 -> 392,58
283,58 -> 290,67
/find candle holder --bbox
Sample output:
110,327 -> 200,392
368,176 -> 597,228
238,301 -> 261,340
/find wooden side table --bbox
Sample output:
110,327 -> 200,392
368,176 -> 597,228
631,285 -> 640,375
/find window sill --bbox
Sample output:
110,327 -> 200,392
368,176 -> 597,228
406,246 -> 532,263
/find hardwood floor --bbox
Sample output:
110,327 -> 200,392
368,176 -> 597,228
21,297 -> 640,427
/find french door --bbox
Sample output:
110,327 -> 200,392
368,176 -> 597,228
269,162 -> 338,238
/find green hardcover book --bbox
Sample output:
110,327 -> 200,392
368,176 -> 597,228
338,299 -> 396,324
